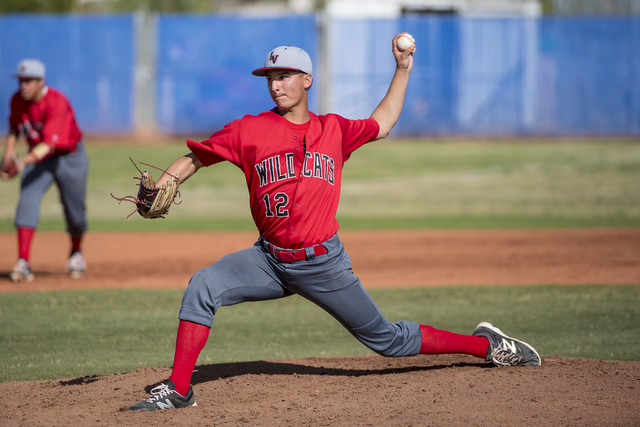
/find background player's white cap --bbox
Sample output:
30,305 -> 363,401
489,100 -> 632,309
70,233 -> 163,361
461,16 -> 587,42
252,46 -> 312,76
15,59 -> 46,79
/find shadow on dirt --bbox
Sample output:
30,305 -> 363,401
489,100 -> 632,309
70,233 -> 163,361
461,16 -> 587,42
132,359 -> 489,392
54,358 -> 489,394
189,359 -> 489,385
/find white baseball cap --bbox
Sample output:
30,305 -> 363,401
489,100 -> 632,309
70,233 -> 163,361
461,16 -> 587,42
15,59 -> 46,79
252,46 -> 312,76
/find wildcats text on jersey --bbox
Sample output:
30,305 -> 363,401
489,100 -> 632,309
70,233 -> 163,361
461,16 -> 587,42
302,152 -> 334,185
254,153 -> 296,187
254,151 -> 335,187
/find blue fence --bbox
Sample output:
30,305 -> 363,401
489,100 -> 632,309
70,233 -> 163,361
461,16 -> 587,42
0,14 -> 638,136
329,17 -> 640,135
156,15 -> 317,133
543,18 -> 640,134
0,14 -> 135,134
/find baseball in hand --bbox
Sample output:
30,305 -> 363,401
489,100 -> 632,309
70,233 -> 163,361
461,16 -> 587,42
397,33 -> 415,51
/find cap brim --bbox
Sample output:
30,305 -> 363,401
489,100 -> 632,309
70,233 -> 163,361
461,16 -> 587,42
13,74 -> 44,79
252,67 -> 307,77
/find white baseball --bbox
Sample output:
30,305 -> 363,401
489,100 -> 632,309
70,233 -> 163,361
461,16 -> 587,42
397,33 -> 415,51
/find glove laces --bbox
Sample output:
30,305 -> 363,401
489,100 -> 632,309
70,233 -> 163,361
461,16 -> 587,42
110,157 -> 181,218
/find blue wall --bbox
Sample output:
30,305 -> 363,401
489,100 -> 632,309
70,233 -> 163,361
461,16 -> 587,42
543,18 -> 640,134
0,14 -> 135,134
0,14 -> 638,136
156,14 -> 317,134
328,17 -> 640,136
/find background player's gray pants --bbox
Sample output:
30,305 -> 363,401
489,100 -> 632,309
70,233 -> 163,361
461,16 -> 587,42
179,234 -> 422,357
15,142 -> 89,237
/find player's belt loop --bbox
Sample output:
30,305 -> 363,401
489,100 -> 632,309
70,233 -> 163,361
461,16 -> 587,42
304,246 -> 316,261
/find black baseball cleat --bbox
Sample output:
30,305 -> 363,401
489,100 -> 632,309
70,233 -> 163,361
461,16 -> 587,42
472,322 -> 541,367
129,380 -> 197,411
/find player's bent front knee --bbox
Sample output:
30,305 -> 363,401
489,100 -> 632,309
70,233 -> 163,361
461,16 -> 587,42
179,272 -> 220,326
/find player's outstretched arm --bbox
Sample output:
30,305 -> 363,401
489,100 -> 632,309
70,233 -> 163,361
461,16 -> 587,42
155,153 -> 203,187
370,32 -> 416,140
3,133 -> 51,167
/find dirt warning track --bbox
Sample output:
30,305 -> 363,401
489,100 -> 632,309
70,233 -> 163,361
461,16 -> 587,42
1,228 -> 639,292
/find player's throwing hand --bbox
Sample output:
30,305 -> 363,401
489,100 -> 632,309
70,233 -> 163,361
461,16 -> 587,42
393,32 -> 416,72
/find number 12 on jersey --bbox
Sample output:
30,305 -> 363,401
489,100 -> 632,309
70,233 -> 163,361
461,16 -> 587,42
263,192 -> 289,217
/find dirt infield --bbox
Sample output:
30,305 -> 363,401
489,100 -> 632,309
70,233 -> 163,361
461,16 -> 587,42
1,228 -> 639,292
1,229 -> 639,426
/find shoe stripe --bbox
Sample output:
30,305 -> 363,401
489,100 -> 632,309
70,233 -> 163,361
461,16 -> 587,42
156,400 -> 176,410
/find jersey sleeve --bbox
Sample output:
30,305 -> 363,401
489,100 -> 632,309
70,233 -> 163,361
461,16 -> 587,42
8,94 -> 22,134
187,118 -> 243,167
340,116 -> 380,160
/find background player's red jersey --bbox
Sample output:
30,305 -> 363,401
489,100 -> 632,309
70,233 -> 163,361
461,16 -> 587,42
9,86 -> 83,154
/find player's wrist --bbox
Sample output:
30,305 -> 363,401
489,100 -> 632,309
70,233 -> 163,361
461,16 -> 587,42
15,157 -> 26,172
394,65 -> 412,75
31,142 -> 52,162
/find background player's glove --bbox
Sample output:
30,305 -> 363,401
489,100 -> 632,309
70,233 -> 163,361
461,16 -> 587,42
0,157 -> 24,181
111,158 -> 181,219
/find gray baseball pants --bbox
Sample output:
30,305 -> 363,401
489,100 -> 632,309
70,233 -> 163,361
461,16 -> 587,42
15,142 -> 88,237
179,233 -> 422,357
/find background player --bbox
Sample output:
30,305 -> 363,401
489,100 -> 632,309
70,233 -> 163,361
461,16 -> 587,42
1,59 -> 89,283
128,34 -> 540,411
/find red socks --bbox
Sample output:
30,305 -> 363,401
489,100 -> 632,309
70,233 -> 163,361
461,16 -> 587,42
169,320 -> 210,396
168,322 -> 487,395
71,236 -> 82,255
17,228 -> 83,261
17,227 -> 35,262
419,325 -> 489,359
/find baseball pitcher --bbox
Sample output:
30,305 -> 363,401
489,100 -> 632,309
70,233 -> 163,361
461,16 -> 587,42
126,33 -> 540,411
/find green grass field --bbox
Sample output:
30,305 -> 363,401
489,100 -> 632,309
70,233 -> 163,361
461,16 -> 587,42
0,137 -> 639,383
1,285 -> 639,383
1,138 -> 639,231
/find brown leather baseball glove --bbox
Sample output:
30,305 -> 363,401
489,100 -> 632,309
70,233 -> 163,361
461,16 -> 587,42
0,157 -> 23,181
111,158 -> 181,219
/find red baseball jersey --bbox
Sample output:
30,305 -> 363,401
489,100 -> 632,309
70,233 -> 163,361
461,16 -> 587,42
188,109 -> 380,249
9,86 -> 83,154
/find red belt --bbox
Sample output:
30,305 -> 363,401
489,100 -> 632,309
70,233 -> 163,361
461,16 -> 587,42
266,242 -> 328,262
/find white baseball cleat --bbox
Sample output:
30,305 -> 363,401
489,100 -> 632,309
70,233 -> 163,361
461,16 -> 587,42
10,258 -> 34,283
67,252 -> 86,278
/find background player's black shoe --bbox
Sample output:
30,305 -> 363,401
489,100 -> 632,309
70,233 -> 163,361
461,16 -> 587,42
472,322 -> 541,367
129,380 -> 197,411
